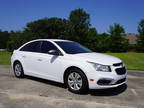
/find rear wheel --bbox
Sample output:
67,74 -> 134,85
14,62 -> 24,78
66,68 -> 88,93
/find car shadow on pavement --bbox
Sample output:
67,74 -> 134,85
25,75 -> 127,96
25,75 -> 67,88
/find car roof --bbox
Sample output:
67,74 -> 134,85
17,39 -> 72,51
33,39 -> 71,42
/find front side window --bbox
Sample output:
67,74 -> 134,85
55,41 -> 92,54
40,41 -> 59,53
20,41 -> 41,52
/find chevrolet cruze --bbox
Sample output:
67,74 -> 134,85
11,39 -> 127,93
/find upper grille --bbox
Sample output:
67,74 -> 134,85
113,62 -> 123,67
115,67 -> 126,75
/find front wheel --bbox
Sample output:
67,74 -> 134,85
66,68 -> 88,93
14,62 -> 24,78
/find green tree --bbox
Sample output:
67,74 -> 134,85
69,8 -> 90,44
137,19 -> 144,52
108,23 -> 129,52
97,33 -> 111,52
86,29 -> 111,52
25,17 -> 72,39
0,30 -> 10,49
7,31 -> 33,51
86,28 -> 98,51
7,18 -> 74,51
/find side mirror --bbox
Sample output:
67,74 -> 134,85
48,49 -> 61,56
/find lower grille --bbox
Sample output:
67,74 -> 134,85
115,67 -> 126,75
97,79 -> 112,85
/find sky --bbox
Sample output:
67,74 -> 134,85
0,0 -> 144,34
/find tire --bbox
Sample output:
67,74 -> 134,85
65,68 -> 88,93
13,61 -> 24,78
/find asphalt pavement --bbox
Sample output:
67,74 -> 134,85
0,65 -> 144,108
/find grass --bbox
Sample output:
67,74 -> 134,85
0,51 -> 11,65
106,53 -> 144,71
0,51 -> 144,70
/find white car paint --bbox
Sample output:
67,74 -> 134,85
11,39 -> 127,89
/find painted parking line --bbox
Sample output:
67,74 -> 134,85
131,89 -> 137,96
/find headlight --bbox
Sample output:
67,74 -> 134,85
88,62 -> 111,72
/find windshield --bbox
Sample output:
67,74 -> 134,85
55,41 -> 92,54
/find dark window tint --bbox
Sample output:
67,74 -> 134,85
55,41 -> 92,54
20,41 -> 41,52
41,41 -> 58,53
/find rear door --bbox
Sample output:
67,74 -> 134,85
19,41 -> 42,75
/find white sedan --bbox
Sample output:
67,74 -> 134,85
11,39 -> 127,93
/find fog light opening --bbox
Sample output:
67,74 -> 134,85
97,78 -> 113,85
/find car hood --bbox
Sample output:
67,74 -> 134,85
73,52 -> 122,65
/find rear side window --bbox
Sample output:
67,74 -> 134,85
20,41 -> 41,52
41,41 -> 58,53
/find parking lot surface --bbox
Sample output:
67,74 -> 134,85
0,65 -> 144,108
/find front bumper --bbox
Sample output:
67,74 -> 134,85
87,65 -> 127,89
89,76 -> 127,89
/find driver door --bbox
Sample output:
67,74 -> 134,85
36,41 -> 63,82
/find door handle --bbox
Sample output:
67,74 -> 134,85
37,59 -> 42,61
